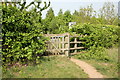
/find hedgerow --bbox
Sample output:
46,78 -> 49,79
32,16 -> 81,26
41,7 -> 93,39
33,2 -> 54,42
2,1 -> 50,66
70,23 -> 119,61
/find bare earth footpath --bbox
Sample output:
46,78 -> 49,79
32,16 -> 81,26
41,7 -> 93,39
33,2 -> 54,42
70,58 -> 104,78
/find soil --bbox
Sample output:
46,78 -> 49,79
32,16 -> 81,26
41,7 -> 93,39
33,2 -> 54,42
70,58 -> 104,78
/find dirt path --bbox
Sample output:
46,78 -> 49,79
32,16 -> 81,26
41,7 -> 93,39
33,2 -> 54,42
70,58 -> 103,78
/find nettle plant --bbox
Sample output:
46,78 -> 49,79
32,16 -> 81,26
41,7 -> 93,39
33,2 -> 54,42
2,0 -> 50,66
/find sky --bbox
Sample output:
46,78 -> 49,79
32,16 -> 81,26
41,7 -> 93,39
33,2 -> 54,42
25,0 -> 120,19
118,1 -> 120,16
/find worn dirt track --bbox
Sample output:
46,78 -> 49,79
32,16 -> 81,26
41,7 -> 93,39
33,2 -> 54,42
70,58 -> 104,78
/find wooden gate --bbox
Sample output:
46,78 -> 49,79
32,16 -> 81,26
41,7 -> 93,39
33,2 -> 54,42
44,33 -> 84,57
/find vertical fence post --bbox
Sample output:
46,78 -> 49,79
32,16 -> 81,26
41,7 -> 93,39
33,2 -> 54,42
65,33 -> 70,57
74,37 -> 77,53
51,37 -> 53,50
57,37 -> 59,49
68,33 -> 70,57
58,37 -> 61,50
62,36 -> 64,53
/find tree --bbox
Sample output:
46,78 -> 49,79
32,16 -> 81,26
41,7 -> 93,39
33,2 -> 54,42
99,2 -> 117,25
73,10 -> 79,16
72,4 -> 96,24
79,4 -> 96,23
49,18 -> 59,33
58,9 -> 63,16
63,10 -> 73,25
42,7 -> 55,33
57,9 -> 65,28
46,7 -> 55,22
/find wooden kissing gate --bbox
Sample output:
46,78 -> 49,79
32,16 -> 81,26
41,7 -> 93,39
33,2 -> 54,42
44,33 -> 84,57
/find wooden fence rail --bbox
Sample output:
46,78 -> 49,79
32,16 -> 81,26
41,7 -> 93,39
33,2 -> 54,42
44,33 -> 84,57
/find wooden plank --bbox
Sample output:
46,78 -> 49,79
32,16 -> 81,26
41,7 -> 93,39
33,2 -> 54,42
46,41 -> 82,44
44,33 -> 83,37
44,33 -> 68,37
46,47 -> 84,51
68,33 -> 70,56
64,33 -> 70,56
74,37 -> 77,53
70,35 -> 83,37
46,41 -> 68,44
60,42 -> 68,44
62,36 -> 64,53
70,42 -> 83,43
70,47 -> 84,50
47,48 -> 68,51
58,37 -> 61,49
56,37 -> 59,49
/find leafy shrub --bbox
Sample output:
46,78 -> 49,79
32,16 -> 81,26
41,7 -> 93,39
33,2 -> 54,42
2,1 -> 50,66
70,23 -> 118,61
77,46 -> 110,61
70,23 -> 118,48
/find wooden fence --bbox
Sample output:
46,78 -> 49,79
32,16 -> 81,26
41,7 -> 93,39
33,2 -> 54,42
44,33 -> 84,57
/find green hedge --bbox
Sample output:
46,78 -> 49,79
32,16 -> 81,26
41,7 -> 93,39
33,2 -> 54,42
70,23 -> 119,48
70,23 -> 119,61
2,2 -> 49,66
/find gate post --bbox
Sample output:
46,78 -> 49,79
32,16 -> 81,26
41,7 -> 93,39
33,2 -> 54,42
65,33 -> 70,57
74,37 -> 77,53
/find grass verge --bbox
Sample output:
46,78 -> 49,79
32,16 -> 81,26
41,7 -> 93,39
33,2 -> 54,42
3,56 -> 88,78
73,48 -> 118,78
